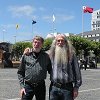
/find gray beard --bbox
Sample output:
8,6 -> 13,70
54,45 -> 68,65
53,45 -> 68,83
33,47 -> 41,53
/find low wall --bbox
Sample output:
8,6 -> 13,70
0,61 -> 20,68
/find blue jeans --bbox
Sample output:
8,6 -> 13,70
50,86 -> 73,100
22,81 -> 46,100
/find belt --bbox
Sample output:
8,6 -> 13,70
25,80 -> 45,87
51,82 -> 73,89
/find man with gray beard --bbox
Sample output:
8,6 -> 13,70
17,36 -> 52,100
49,34 -> 82,100
23,34 -> 82,100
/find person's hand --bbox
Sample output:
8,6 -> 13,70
20,88 -> 26,97
23,47 -> 30,55
73,88 -> 78,99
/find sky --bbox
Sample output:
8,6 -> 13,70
0,0 -> 100,44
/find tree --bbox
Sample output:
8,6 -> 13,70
42,38 -> 53,51
69,36 -> 93,57
12,42 -> 32,60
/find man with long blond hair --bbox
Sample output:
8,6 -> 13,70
49,34 -> 82,100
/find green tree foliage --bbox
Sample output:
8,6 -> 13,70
12,36 -> 100,60
91,42 -> 100,57
42,38 -> 53,51
12,42 -> 32,59
69,36 -> 100,57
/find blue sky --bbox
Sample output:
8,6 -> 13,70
0,0 -> 100,43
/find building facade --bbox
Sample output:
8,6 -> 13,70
77,30 -> 100,42
91,9 -> 100,30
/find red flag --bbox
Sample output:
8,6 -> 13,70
83,6 -> 93,13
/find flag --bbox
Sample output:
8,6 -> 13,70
83,6 -> 93,13
53,14 -> 55,22
32,20 -> 36,24
16,24 -> 19,29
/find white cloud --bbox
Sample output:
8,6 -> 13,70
42,14 -> 75,22
0,24 -> 20,30
39,7 -> 46,11
57,14 -> 75,21
8,5 -> 36,17
43,16 -> 50,21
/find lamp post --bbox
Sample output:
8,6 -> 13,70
14,35 -> 16,43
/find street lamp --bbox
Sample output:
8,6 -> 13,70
13,36 -> 16,43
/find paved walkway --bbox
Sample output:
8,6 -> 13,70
0,67 -> 100,100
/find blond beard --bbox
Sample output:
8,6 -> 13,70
54,45 -> 68,65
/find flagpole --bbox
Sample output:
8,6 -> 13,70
81,6 -> 84,60
53,20 -> 54,34
82,6 -> 93,37
14,35 -> 16,43
82,6 -> 84,37
32,23 -> 33,35
32,20 -> 36,36
52,14 -> 55,34
15,24 -> 19,43
15,28 -> 17,43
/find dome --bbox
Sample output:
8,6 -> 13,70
46,33 -> 55,39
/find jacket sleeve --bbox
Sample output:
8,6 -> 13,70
17,55 -> 25,89
46,54 -> 52,74
71,54 -> 82,89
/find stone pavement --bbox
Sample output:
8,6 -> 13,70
0,66 -> 100,100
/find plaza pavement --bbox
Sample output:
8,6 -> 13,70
0,66 -> 100,100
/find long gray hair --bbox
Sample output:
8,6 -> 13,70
48,34 -> 75,62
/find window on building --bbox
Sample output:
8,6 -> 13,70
97,16 -> 100,18
92,34 -> 95,37
96,39 -> 99,42
93,25 -> 95,28
92,22 -> 95,24
98,24 -> 100,27
84,35 -> 87,38
96,34 -> 99,36
88,35 -> 91,37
